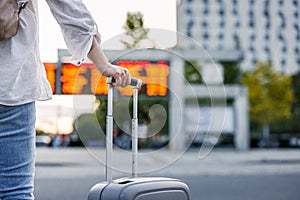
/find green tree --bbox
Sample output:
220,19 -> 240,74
121,12 -> 154,48
271,72 -> 300,134
290,72 -> 300,132
220,61 -> 242,84
184,61 -> 203,84
241,62 -> 293,142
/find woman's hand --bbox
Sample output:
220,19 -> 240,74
102,64 -> 131,87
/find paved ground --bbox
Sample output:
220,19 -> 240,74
34,147 -> 300,200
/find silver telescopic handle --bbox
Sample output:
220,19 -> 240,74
105,77 -> 142,181
132,87 -> 138,177
106,83 -> 113,183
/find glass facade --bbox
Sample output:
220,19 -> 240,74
178,0 -> 300,73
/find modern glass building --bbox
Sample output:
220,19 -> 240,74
177,0 -> 300,74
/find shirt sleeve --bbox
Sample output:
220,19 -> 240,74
45,0 -> 101,66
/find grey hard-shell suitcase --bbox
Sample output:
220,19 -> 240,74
87,77 -> 190,200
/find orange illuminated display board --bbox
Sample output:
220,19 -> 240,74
43,63 -> 56,93
60,63 -> 92,94
43,61 -> 169,96
116,61 -> 169,96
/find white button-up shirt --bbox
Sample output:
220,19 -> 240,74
0,0 -> 100,105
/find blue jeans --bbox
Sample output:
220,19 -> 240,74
0,102 -> 36,200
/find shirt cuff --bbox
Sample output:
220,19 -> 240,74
69,25 -> 101,66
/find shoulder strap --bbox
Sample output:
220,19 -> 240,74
18,0 -> 29,13
0,0 -> 19,41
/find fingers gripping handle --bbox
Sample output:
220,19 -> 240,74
106,77 -> 142,88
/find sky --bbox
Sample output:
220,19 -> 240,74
38,0 -> 177,62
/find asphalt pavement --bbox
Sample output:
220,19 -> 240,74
34,147 -> 300,200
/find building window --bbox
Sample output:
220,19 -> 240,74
232,0 -> 240,49
186,0 -> 194,37
277,0 -> 286,72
